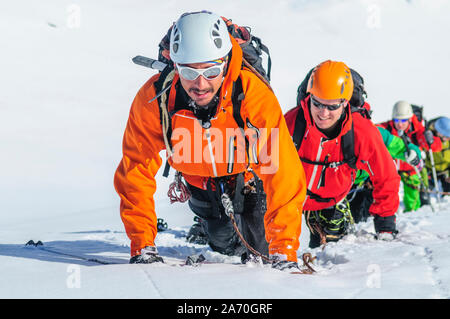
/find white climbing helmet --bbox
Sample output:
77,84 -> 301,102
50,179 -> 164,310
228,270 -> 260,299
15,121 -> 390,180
392,100 -> 413,120
169,11 -> 232,64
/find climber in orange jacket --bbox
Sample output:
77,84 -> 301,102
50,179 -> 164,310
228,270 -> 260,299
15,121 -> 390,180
114,11 -> 306,270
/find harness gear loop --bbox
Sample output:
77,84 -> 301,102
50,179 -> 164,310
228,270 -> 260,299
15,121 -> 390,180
167,171 -> 191,204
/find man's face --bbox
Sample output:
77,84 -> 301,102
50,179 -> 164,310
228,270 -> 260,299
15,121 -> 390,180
393,119 -> 410,132
310,95 -> 346,131
177,62 -> 226,106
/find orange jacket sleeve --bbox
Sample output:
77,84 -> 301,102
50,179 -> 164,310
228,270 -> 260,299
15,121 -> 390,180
114,75 -> 166,256
240,70 -> 307,262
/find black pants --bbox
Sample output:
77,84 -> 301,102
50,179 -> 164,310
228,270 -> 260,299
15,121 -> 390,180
349,187 -> 373,224
186,182 -> 268,258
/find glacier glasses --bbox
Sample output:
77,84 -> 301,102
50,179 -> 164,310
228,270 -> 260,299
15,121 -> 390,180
176,62 -> 226,81
310,95 -> 347,111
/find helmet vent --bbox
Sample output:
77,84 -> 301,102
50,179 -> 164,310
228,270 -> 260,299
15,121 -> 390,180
212,20 -> 223,48
214,38 -> 222,49
171,25 -> 180,53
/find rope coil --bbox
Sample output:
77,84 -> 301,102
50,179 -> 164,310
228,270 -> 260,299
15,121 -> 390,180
159,70 -> 176,157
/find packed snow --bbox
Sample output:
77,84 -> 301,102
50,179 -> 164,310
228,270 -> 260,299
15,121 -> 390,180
1,0 -> 450,299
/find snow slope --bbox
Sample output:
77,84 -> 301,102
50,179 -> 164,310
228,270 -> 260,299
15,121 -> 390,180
1,0 -> 450,299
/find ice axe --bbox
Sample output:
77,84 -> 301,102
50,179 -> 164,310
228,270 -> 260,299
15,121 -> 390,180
132,55 -> 167,71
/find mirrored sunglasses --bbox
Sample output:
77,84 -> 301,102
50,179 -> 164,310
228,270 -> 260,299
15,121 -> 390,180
176,63 -> 226,81
393,118 -> 409,123
310,96 -> 345,111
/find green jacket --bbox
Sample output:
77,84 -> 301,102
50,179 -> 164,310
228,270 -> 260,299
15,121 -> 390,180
354,126 -> 422,185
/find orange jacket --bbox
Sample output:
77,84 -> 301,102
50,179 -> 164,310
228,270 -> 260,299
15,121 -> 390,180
114,36 -> 307,261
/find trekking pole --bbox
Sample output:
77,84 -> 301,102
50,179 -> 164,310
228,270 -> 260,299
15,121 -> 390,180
425,189 -> 450,196
398,131 -> 435,212
428,148 -> 442,206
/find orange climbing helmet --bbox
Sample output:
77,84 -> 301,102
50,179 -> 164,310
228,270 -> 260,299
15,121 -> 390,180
307,60 -> 354,101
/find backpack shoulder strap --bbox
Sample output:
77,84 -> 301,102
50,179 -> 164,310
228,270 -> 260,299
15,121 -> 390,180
231,76 -> 246,131
231,76 -> 252,165
341,122 -> 357,169
292,106 -> 306,151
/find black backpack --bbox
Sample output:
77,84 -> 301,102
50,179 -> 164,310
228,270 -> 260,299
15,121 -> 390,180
411,104 -> 425,125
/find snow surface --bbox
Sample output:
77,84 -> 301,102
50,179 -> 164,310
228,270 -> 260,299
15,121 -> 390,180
1,0 -> 450,299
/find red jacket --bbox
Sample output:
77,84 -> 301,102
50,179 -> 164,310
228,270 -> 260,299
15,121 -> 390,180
378,115 -> 442,174
284,96 -> 400,217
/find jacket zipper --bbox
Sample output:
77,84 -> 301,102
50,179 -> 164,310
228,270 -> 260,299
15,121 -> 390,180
205,129 -> 218,177
227,136 -> 235,174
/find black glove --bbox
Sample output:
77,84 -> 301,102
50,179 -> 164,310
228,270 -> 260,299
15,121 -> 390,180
424,130 -> 435,146
373,215 -> 398,238
129,246 -> 164,264
271,259 -> 299,271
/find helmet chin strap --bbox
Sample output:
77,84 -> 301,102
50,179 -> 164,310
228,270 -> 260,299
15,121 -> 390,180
188,94 -> 219,110
188,93 -> 220,129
